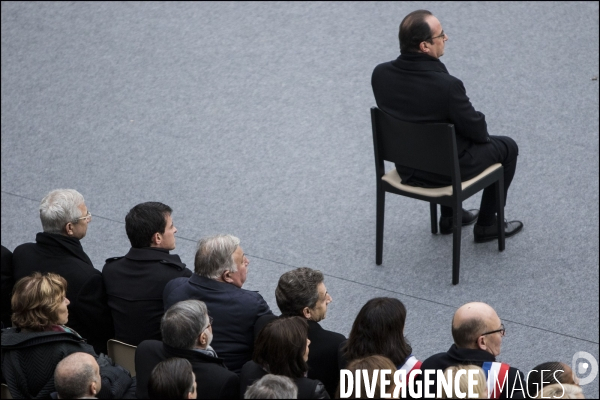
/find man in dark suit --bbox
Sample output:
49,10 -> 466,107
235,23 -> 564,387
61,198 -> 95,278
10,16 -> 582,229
371,9 -> 523,242
255,267 -> 345,398
11,189 -> 113,354
163,234 -> 273,374
135,299 -> 239,399
420,302 -> 526,398
1,245 -> 14,328
102,202 -> 192,346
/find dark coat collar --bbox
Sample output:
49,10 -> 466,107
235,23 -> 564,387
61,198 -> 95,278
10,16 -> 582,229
124,247 -> 185,268
35,232 -> 92,266
189,274 -> 239,292
392,52 -> 449,73
447,343 -> 496,363
162,343 -> 227,367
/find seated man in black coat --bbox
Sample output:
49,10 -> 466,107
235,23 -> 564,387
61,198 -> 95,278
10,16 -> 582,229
136,299 -> 239,399
371,10 -> 523,241
420,302 -> 526,399
255,267 -> 344,398
1,245 -> 14,328
103,202 -> 192,346
163,234 -> 273,374
12,189 -> 113,354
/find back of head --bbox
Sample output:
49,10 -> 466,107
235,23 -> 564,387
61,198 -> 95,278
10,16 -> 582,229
440,365 -> 487,399
399,9 -> 433,53
527,361 -> 576,398
194,234 -> 240,278
148,357 -> 196,399
451,302 -> 495,348
125,202 -> 172,248
344,297 -> 411,366
11,272 -> 67,331
54,352 -> 100,399
275,267 -> 324,317
161,300 -> 208,349
336,355 -> 397,399
244,374 -> 298,399
40,189 -> 85,234
535,383 -> 584,399
253,317 -> 309,378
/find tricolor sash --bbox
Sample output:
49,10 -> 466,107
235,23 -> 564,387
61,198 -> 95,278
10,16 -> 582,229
482,361 -> 510,399
397,355 -> 423,376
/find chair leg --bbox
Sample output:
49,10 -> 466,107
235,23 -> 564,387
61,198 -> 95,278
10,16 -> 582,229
496,176 -> 505,251
430,202 -> 438,234
376,187 -> 385,265
452,206 -> 462,285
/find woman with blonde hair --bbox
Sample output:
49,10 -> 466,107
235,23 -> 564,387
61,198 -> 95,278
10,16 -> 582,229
1,272 -> 133,399
440,365 -> 487,399
534,383 -> 584,399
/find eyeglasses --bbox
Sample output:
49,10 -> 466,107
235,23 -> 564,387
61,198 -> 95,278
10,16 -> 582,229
429,30 -> 446,41
204,316 -> 213,331
75,211 -> 92,223
481,323 -> 506,337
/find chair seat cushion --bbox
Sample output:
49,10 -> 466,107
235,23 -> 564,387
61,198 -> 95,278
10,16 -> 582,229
381,163 -> 502,197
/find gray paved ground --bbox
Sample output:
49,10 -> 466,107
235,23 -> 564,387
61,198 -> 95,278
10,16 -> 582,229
2,1 -> 598,397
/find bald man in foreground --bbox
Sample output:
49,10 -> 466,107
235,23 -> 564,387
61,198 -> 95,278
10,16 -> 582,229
419,302 -> 526,398
54,352 -> 102,399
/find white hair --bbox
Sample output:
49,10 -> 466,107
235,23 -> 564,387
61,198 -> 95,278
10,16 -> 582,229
39,189 -> 85,234
194,234 -> 241,279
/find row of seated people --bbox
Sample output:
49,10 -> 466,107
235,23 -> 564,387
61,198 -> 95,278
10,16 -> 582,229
1,271 -> 585,399
0,189 -> 585,398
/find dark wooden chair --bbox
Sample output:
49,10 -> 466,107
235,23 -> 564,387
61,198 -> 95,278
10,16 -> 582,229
371,107 -> 505,284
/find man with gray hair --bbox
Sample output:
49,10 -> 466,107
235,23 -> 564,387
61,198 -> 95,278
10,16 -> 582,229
163,234 -> 273,374
136,300 -> 239,399
54,352 -> 102,399
244,374 -> 298,399
12,189 -> 113,354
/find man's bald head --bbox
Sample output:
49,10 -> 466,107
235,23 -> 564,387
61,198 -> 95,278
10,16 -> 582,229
451,302 -> 500,349
55,352 -> 101,399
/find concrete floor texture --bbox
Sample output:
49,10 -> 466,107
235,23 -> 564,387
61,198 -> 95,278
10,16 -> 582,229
2,2 -> 598,397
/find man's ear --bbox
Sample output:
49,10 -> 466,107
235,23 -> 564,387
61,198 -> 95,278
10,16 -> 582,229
222,270 -> 234,284
64,222 -> 75,236
302,307 -> 311,319
90,381 -> 97,396
476,336 -> 486,351
198,331 -> 208,346
151,232 -> 161,246
419,40 -> 430,53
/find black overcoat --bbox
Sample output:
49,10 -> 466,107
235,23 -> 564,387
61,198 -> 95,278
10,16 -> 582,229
102,247 -> 192,346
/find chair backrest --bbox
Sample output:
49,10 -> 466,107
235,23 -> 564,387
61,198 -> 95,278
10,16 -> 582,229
371,107 -> 460,181
1,383 -> 13,399
107,339 -> 137,377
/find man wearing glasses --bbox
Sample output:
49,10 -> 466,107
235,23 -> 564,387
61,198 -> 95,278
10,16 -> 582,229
372,10 -> 523,242
135,300 -> 239,399
419,302 -> 526,398
12,189 -> 114,355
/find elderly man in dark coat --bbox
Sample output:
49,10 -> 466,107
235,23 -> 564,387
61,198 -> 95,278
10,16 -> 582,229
371,9 -> 523,242
163,234 -> 273,374
11,189 -> 113,354
136,300 -> 239,399
102,202 -> 192,346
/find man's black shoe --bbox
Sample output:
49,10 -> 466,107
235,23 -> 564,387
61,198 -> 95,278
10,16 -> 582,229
439,209 -> 480,234
473,219 -> 524,243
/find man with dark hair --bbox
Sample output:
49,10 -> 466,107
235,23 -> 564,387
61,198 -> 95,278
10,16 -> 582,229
102,202 -> 192,346
164,234 -> 273,374
12,189 -> 113,354
136,300 -> 239,399
420,302 -> 526,398
372,10 -> 523,241
255,267 -> 343,398
54,352 -> 102,399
